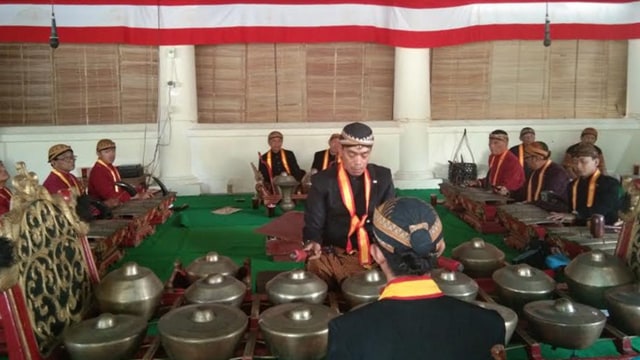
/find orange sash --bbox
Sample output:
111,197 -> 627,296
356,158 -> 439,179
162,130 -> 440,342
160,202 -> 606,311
489,151 -> 508,186
337,164 -> 371,266
572,169 -> 601,210
267,150 -> 292,176
96,159 -> 122,193
379,276 -> 443,300
52,169 -> 83,193
322,150 -> 331,170
517,144 -> 524,167
322,149 -> 340,170
526,160 -> 551,201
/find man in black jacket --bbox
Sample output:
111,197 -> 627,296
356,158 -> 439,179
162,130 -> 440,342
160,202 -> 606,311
509,126 -> 536,178
549,143 -> 621,225
303,122 -> 395,289
311,133 -> 342,172
258,131 -> 306,185
326,197 -> 506,360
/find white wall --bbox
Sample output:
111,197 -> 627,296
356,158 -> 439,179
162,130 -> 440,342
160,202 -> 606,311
0,124 -> 160,185
1,118 -> 639,194
428,119 -> 640,180
187,122 -> 401,194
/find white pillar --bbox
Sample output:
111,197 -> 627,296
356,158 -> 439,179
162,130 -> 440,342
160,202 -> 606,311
393,48 -> 440,189
157,45 -> 201,195
627,40 -> 640,119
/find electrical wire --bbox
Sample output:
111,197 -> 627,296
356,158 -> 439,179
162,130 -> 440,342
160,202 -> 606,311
145,76 -> 174,176
143,1 -> 180,176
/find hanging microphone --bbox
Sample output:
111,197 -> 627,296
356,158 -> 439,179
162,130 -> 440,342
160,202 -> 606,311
49,13 -> 59,49
543,17 -> 551,47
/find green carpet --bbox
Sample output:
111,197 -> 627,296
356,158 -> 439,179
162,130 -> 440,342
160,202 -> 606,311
113,190 -> 639,359
2,190 -> 638,359
114,190 -> 521,288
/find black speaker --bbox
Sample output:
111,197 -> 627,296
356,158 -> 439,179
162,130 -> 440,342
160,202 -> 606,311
117,164 -> 144,178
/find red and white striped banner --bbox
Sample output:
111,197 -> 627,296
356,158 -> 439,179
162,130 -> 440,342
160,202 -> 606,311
0,0 -> 638,47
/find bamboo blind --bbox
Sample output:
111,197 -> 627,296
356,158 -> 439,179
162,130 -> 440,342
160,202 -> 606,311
431,40 -> 628,120
0,40 -> 627,126
196,43 -> 395,123
0,44 -> 158,126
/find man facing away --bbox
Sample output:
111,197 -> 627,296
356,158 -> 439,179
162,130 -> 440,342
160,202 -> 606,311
258,131 -> 306,187
303,122 -> 395,290
311,133 -> 342,173
549,143 -> 621,225
509,127 -> 536,179
326,197 -> 505,360
88,138 -> 151,208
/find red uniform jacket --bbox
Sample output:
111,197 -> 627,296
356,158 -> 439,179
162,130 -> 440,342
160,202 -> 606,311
0,187 -> 12,216
88,160 -> 131,203
43,170 -> 84,195
482,151 -> 525,192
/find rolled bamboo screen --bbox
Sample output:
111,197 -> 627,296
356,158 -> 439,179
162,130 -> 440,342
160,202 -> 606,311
430,40 -> 627,120
0,40 -> 627,126
0,44 -> 158,126
195,43 -> 395,123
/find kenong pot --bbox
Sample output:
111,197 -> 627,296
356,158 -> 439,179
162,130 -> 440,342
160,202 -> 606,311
452,238 -> 505,278
259,303 -> 339,360
524,298 -> 606,349
266,269 -> 328,305
158,303 -> 248,360
564,250 -> 635,309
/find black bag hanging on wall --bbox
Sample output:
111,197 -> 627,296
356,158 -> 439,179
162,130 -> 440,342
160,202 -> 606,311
448,129 -> 478,185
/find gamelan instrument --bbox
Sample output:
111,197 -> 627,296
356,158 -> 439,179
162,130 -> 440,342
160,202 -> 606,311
439,182 -> 513,233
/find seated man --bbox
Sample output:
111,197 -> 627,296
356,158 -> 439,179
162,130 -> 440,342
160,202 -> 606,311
327,197 -> 505,360
311,133 -> 341,172
43,144 -> 84,195
509,127 -> 536,178
43,144 -> 100,221
549,143 -> 621,225
88,138 -> 151,208
303,122 -> 395,290
562,127 -> 606,179
258,131 -> 306,188
468,129 -> 525,196
513,141 -> 570,212
0,160 -> 11,216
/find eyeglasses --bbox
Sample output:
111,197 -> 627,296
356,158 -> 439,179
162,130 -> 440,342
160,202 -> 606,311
56,155 -> 77,161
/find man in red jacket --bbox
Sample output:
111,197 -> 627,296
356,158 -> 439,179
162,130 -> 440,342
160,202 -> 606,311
88,139 -> 151,208
468,129 -> 525,196
43,144 -> 84,196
